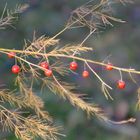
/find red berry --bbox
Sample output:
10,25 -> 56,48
12,65 -> 20,74
40,61 -> 49,69
70,61 -> 78,71
44,69 -> 52,77
8,52 -> 16,58
106,63 -> 113,71
82,70 -> 89,78
117,80 -> 126,89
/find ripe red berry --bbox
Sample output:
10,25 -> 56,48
12,65 -> 20,74
117,80 -> 126,89
70,61 -> 78,71
44,69 -> 52,77
106,63 -> 113,71
8,52 -> 16,58
40,61 -> 49,69
82,70 -> 89,78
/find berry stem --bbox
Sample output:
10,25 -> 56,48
119,69 -> 123,81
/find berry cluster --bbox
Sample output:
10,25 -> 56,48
8,52 -> 126,89
69,61 -> 89,78
40,61 -> 52,77
105,62 -> 126,89
8,52 -> 53,77
70,61 -> 126,90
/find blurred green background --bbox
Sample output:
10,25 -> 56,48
0,0 -> 140,140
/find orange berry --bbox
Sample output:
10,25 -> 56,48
117,80 -> 126,89
106,63 -> 113,71
8,52 -> 16,58
82,70 -> 89,78
44,69 -> 52,77
40,61 -> 49,69
12,65 -> 20,74
70,61 -> 78,71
